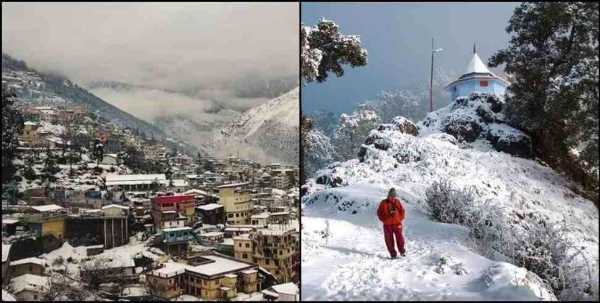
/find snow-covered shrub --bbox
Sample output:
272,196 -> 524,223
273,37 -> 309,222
507,219 -> 598,301
391,116 -> 418,136
424,179 -> 475,225
472,209 -> 598,300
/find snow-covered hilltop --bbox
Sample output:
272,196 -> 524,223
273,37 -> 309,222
217,88 -> 299,165
302,93 -> 599,301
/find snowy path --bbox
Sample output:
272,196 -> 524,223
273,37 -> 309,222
302,184 -> 555,301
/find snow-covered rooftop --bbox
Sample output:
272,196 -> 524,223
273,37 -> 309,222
217,182 -> 250,189
162,226 -> 192,232
10,257 -> 46,267
102,204 -> 129,210
9,274 -> 49,294
187,255 -> 253,277
2,218 -> 19,225
30,204 -> 64,212
271,282 -> 299,295
241,269 -> 257,275
465,52 -> 492,75
197,203 -> 223,211
150,261 -> 186,278
184,189 -> 209,196
105,174 -> 166,186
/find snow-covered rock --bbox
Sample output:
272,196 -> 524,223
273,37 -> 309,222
419,92 -> 532,158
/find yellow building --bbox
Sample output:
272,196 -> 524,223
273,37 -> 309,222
252,228 -> 298,283
21,121 -> 40,146
218,183 -> 252,225
28,204 -> 67,240
147,255 -> 259,301
233,234 -> 253,263
145,262 -> 186,299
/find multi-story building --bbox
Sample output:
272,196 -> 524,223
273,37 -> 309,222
151,194 -> 196,231
159,226 -> 197,257
146,254 -> 259,300
250,227 -> 298,283
105,174 -> 167,192
218,183 -> 252,225
196,203 -> 225,225
21,121 -> 41,146
233,233 -> 253,264
9,257 -> 46,278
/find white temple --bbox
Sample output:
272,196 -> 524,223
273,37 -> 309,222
445,45 -> 509,101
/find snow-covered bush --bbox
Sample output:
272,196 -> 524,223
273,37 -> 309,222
497,218 -> 598,301
424,178 -> 597,300
424,179 -> 475,225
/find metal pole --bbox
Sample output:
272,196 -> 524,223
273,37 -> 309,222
430,37 -> 434,113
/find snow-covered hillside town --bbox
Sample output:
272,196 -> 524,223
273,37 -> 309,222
1,98 -> 300,301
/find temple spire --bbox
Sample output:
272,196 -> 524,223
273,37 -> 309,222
473,43 -> 476,54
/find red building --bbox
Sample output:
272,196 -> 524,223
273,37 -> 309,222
151,194 -> 196,231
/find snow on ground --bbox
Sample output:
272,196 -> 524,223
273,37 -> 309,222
302,94 -> 598,300
41,235 -> 162,281
302,184 -> 556,301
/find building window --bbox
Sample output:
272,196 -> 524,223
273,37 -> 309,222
243,253 -> 248,259
480,80 -> 489,87
245,243 -> 250,248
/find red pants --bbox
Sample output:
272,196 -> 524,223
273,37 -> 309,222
383,224 -> 405,257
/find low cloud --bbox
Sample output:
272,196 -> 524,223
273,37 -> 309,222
2,2 -> 299,103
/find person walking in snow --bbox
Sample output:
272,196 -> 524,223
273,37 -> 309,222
377,188 -> 406,259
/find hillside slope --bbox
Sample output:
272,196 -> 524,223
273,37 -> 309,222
87,80 -> 238,156
216,87 -> 299,164
302,93 -> 599,301
2,54 -> 162,138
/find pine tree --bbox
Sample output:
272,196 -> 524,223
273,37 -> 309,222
489,2 -> 599,193
301,18 -> 368,83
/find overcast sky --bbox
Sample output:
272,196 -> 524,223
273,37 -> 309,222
2,2 -> 298,97
302,2 -> 518,115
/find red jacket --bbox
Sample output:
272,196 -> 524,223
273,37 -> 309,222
377,197 -> 405,226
